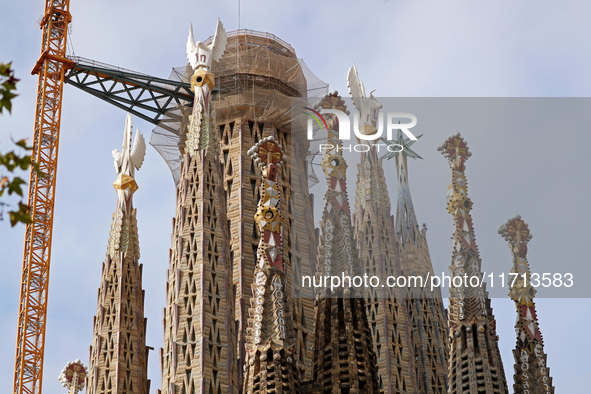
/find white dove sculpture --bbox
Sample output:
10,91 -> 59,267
112,114 -> 146,179
347,64 -> 383,129
186,18 -> 228,72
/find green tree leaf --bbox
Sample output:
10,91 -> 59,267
1,61 -> 31,226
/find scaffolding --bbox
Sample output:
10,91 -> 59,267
150,29 -> 328,185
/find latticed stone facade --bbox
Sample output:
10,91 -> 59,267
214,117 -> 316,386
207,33 -> 317,387
353,148 -> 417,393
159,143 -> 237,393
160,49 -> 237,393
388,133 -> 449,393
88,121 -> 150,394
159,30 -> 316,393
438,134 -> 508,394
87,202 -> 151,394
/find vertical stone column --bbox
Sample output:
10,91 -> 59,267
384,131 -> 450,392
311,93 -> 379,393
88,115 -> 150,394
160,23 -> 237,393
499,216 -> 554,394
348,66 -> 416,393
438,133 -> 508,394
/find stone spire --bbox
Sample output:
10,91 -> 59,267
384,132 -> 449,392
87,115 -> 150,394
348,66 -> 416,393
311,93 -> 379,393
438,133 -> 508,394
498,216 -> 554,394
160,19 -> 237,394
242,136 -> 300,393
59,360 -> 89,394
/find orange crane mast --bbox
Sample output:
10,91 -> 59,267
14,2 -> 194,392
14,1 -> 73,393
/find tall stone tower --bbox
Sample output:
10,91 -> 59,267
348,66 -> 416,393
242,137 -> 300,393
207,30 -> 317,384
87,115 -> 150,394
160,20 -> 237,394
160,23 -> 317,392
385,132 -> 449,393
311,93 -> 379,393
498,216 -> 554,394
438,133 -> 508,394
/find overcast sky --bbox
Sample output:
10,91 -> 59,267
1,1 -> 590,392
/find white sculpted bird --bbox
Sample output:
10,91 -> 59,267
112,114 -> 146,178
186,18 -> 228,72
347,64 -> 383,128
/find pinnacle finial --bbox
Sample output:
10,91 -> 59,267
498,215 -> 533,247
186,18 -> 228,72
112,114 -> 145,196
382,130 -> 423,161
313,91 -> 349,114
313,92 -> 350,179
347,65 -> 382,138
58,360 -> 88,393
437,132 -> 471,161
247,135 -> 286,169
500,215 -> 534,278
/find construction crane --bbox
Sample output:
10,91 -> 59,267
13,0 -> 73,393
14,2 -> 192,393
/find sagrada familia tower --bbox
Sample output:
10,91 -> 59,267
85,19 -> 555,394
87,115 -> 151,394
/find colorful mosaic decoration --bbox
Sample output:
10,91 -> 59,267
243,136 -> 299,393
